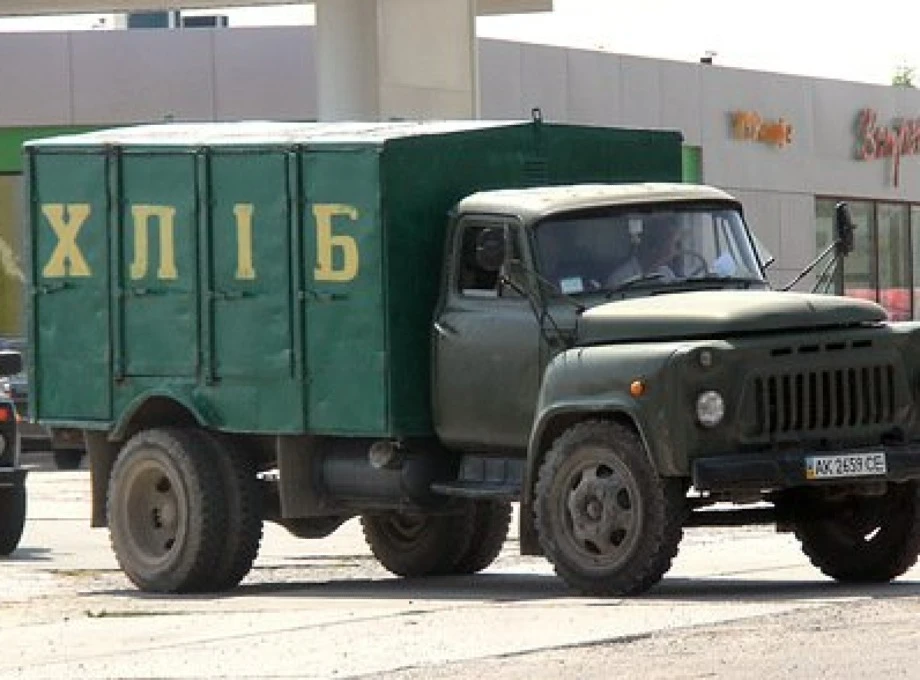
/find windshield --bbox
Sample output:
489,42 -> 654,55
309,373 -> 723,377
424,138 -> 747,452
532,203 -> 766,295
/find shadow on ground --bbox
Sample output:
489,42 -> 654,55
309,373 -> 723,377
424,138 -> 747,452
90,569 -> 920,607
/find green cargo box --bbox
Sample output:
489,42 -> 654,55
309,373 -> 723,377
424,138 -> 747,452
26,120 -> 682,438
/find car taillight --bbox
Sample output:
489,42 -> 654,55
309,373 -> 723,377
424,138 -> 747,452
0,404 -> 13,422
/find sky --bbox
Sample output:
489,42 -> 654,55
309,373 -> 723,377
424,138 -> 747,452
0,0 -> 917,87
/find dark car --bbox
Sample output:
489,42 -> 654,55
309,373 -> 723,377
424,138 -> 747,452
0,348 -> 25,556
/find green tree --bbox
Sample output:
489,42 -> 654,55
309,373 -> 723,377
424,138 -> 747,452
892,64 -> 915,88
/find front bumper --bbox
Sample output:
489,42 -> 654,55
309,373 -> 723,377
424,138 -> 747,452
692,444 -> 920,492
0,466 -> 26,488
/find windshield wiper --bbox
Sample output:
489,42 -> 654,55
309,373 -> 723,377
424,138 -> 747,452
682,275 -> 759,288
603,272 -> 667,297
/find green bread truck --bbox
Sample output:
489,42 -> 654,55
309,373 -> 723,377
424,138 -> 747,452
25,119 -> 920,595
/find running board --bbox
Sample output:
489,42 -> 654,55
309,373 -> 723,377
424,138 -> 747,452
431,455 -> 523,501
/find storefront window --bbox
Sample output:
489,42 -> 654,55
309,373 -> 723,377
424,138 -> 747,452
877,203 -> 911,320
840,201 -> 876,305
816,198 -> 876,301
912,206 -> 920,320
816,198 -> 920,320
815,199 -> 840,293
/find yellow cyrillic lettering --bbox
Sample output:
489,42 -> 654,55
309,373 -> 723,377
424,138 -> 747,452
42,204 -> 91,278
233,204 -> 256,280
130,205 -> 178,280
313,204 -> 359,282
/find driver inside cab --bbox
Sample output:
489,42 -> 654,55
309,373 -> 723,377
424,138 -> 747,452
607,215 -> 683,287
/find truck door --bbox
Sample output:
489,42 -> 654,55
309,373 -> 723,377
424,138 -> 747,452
31,153 -> 111,419
208,151 -> 294,383
432,218 -> 540,451
120,153 -> 198,377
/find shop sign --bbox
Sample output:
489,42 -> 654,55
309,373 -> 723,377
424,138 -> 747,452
855,108 -> 920,187
731,111 -> 793,148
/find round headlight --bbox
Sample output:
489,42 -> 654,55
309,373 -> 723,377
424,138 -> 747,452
696,390 -> 725,427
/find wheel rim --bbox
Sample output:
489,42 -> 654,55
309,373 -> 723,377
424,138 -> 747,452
119,454 -> 187,569
379,513 -> 427,548
557,445 -> 643,572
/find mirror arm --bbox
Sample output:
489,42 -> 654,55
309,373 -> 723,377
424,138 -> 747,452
780,240 -> 839,292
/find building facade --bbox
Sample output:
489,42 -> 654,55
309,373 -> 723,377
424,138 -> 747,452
2,26 -> 920,333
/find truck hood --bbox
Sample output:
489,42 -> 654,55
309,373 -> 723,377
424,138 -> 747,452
577,290 -> 887,345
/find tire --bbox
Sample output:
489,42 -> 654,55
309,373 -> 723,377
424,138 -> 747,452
196,431 -> 263,590
361,505 -> 476,577
107,428 -> 227,593
793,481 -> 920,583
0,483 -> 26,556
53,448 -> 85,471
534,420 -> 686,596
450,500 -> 513,574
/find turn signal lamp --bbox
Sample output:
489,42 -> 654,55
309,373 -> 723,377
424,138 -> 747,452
629,380 -> 646,397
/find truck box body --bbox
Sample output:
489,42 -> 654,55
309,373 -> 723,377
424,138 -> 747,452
26,120 -> 682,438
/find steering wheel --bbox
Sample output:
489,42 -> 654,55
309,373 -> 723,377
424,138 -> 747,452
673,248 -> 708,277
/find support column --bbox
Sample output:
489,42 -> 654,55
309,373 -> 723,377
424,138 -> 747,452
315,0 -> 478,121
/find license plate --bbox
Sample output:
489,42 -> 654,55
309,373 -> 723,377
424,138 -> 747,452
805,452 -> 887,480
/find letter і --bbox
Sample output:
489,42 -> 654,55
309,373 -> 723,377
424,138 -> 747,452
42,203 -> 92,277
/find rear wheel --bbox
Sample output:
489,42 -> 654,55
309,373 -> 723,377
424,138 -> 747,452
197,432 -> 263,591
52,448 -> 85,471
793,481 -> 920,583
535,420 -> 686,596
449,500 -> 512,574
107,428 -> 227,593
361,506 -> 476,577
0,483 -> 26,556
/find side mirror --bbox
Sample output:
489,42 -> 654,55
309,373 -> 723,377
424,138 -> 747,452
834,202 -> 855,256
0,350 -> 22,377
474,228 -> 506,273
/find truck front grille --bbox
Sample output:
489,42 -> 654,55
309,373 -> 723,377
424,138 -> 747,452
747,364 -> 897,437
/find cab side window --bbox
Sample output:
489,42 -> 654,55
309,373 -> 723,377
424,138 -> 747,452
456,223 -> 522,298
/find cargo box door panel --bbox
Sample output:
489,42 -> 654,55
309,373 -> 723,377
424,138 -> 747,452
303,150 -> 386,434
121,154 -> 198,377
31,153 -> 111,420
210,152 -> 293,379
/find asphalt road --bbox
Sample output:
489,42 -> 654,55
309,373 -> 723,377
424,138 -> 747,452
2,453 -> 920,679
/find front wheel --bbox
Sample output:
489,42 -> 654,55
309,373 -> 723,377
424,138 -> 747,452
0,483 -> 26,556
535,420 -> 686,596
793,481 -> 920,583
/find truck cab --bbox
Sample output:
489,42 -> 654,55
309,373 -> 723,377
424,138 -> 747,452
433,183 -> 768,452
432,183 -> 920,595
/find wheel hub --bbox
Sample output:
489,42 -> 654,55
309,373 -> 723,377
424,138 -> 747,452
566,466 -> 635,556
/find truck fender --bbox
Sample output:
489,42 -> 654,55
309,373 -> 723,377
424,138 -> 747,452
87,391 -> 209,528
109,391 -> 209,442
519,399 -> 652,556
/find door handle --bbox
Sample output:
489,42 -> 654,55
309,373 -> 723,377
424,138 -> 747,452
35,281 -> 71,295
301,290 -> 348,303
130,287 -> 168,297
213,290 -> 256,301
